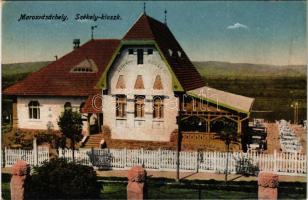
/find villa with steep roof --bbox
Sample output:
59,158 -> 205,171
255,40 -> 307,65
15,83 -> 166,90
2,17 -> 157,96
4,13 -> 254,150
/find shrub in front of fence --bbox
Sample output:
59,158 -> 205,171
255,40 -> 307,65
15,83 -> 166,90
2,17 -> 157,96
25,158 -> 101,199
235,156 -> 259,176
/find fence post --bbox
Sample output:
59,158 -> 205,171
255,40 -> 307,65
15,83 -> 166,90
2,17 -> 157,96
273,150 -> 277,172
214,152 -> 217,172
158,148 -> 161,171
33,138 -> 38,166
124,148 -> 127,168
4,147 -> 7,168
196,151 -> 199,172
141,148 -> 144,167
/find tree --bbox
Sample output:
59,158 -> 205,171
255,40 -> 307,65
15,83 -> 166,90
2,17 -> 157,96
213,118 -> 238,183
58,110 -> 83,162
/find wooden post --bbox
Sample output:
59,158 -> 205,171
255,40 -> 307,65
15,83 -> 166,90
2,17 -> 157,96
124,148 -> 127,168
273,150 -> 277,172
158,148 -> 161,171
141,148 -> 144,167
207,120 -> 211,133
33,138 -> 38,166
4,147 -> 7,168
196,151 -> 199,172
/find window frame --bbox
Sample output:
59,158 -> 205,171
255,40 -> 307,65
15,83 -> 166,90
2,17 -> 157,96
153,96 -> 164,119
116,95 -> 127,118
134,95 -> 145,118
28,101 -> 40,119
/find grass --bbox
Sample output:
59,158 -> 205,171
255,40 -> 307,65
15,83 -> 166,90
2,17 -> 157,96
1,174 -> 11,200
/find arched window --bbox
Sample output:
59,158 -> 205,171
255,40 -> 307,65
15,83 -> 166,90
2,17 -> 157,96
135,96 -> 145,118
153,96 -> 164,119
116,95 -> 127,118
64,102 -> 72,111
28,101 -> 40,119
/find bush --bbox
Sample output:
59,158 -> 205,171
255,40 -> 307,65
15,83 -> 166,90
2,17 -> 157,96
26,158 -> 101,199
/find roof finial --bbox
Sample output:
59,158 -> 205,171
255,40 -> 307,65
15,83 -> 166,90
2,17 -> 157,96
143,2 -> 146,15
164,9 -> 167,25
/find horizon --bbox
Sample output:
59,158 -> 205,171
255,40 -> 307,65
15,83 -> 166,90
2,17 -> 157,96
2,1 -> 307,65
2,59 -> 307,67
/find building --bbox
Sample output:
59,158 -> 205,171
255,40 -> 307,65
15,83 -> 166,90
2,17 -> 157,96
3,13 -> 254,150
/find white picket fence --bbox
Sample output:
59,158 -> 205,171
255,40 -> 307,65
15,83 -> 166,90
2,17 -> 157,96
58,148 -> 307,176
2,139 -> 49,167
3,146 -> 49,167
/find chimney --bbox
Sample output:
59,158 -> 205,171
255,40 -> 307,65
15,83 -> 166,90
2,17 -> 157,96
73,39 -> 80,49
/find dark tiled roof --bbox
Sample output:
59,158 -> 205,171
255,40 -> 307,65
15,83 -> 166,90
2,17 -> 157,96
123,14 -> 206,91
3,39 -> 120,96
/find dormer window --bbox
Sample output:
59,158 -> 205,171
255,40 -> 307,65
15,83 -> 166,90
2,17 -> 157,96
147,49 -> 153,55
177,51 -> 182,58
71,59 -> 98,73
168,49 -> 173,56
128,49 -> 134,55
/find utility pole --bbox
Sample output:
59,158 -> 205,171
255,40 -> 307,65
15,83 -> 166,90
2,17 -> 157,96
176,111 -> 182,182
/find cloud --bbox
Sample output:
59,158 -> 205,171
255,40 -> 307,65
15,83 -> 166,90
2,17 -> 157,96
227,22 -> 248,30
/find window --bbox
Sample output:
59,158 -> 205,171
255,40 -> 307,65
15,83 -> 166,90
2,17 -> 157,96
28,101 -> 40,119
116,95 -> 127,118
64,102 -> 72,111
137,49 -> 144,64
70,59 -> 98,73
135,96 -> 145,118
128,49 -> 134,55
73,67 -> 93,72
147,49 -> 153,55
177,51 -> 182,58
153,96 -> 164,119
168,49 -> 173,56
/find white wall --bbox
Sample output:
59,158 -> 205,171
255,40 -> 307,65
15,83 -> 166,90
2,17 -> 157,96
103,46 -> 178,141
17,96 -> 89,135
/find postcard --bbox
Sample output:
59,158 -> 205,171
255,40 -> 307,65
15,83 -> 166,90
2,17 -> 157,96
1,1 -> 307,199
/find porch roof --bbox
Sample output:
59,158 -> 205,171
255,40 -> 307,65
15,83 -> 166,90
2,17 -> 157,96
81,94 -> 102,114
187,86 -> 254,114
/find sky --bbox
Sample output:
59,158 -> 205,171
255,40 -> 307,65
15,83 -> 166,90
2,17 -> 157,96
2,1 -> 307,65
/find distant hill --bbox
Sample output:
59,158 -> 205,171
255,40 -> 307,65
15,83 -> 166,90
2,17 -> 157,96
2,60 -> 306,78
2,61 -> 51,76
2,61 -> 51,89
194,61 -> 306,78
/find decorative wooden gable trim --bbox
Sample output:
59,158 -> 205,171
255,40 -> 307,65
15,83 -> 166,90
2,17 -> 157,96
116,75 -> 126,89
153,75 -> 163,90
134,75 -> 145,89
